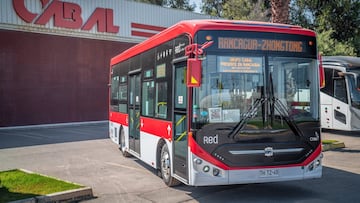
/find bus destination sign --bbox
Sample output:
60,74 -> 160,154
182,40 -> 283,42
218,37 -> 305,53
218,56 -> 262,73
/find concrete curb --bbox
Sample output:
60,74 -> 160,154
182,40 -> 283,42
322,141 -> 346,151
9,187 -> 93,203
7,169 -> 94,203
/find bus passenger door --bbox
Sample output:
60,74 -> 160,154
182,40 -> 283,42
129,73 -> 141,155
332,77 -> 350,130
173,62 -> 188,182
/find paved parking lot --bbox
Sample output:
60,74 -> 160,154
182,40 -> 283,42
1,122 -> 360,202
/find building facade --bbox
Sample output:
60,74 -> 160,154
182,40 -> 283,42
0,0 -> 212,127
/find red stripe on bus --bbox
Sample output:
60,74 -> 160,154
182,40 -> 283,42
188,132 -> 230,170
109,112 -> 128,126
141,117 -> 172,141
131,23 -> 166,32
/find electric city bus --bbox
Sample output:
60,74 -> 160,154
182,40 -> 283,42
321,56 -> 360,131
109,20 -> 323,186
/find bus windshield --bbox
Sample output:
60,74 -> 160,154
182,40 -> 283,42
193,56 -> 319,134
347,69 -> 360,109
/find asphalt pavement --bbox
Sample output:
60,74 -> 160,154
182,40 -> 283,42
1,122 -> 360,202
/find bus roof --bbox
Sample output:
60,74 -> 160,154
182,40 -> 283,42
110,19 -> 316,66
323,56 -> 360,70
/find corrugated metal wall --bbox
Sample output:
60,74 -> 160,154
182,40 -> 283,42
0,0 -> 214,42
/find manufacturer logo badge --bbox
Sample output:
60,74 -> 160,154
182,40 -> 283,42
264,147 -> 274,157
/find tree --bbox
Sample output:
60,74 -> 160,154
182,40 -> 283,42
202,0 -> 270,20
222,0 -> 270,21
136,0 -> 167,6
167,0 -> 195,11
270,0 -> 290,23
136,0 -> 195,11
290,0 -> 360,56
201,0 -> 226,17
317,29 -> 356,56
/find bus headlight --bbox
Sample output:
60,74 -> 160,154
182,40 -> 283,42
308,157 -> 321,172
213,168 -> 220,176
194,158 -> 202,165
308,163 -> 314,171
203,165 -> 210,173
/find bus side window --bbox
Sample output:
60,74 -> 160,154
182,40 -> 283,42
155,82 -> 168,119
157,102 -> 167,118
321,68 -> 334,96
142,80 -> 155,117
334,78 -> 348,103
111,75 -> 119,112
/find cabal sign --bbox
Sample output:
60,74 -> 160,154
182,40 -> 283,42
13,0 -> 119,33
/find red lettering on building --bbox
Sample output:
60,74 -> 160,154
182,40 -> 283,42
12,0 -> 119,34
82,8 -> 119,33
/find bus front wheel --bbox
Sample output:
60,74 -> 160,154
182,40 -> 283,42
160,144 -> 180,186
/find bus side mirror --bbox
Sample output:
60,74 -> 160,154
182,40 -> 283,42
187,58 -> 202,87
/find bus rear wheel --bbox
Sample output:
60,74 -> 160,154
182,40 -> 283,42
160,144 -> 180,186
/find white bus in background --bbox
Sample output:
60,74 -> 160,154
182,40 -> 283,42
320,56 -> 360,131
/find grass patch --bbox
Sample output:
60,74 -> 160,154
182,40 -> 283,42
0,169 -> 83,203
322,139 -> 339,145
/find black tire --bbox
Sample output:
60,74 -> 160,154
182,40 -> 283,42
119,127 -> 131,157
160,144 -> 181,186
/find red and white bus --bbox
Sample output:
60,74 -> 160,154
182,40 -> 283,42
109,20 -> 323,186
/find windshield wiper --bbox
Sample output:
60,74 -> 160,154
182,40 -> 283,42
268,72 -> 303,138
272,97 -> 303,137
228,97 -> 266,139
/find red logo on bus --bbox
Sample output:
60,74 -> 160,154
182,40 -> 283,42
13,0 -> 119,34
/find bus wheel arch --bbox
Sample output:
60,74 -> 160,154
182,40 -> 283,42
156,139 -> 166,177
119,126 -> 131,157
159,142 -> 181,186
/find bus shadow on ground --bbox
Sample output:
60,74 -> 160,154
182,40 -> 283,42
177,167 -> 360,203
0,122 -> 108,149
175,166 -> 360,202
132,152 -> 360,203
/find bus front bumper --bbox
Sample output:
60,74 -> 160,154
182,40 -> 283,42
189,154 -> 322,186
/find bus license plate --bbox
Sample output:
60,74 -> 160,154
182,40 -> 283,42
259,169 -> 279,177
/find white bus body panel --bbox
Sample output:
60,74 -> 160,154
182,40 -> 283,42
140,132 -> 162,169
320,92 -> 351,130
110,121 -> 175,172
109,121 -> 120,144
109,121 -> 129,150
321,92 -> 334,129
